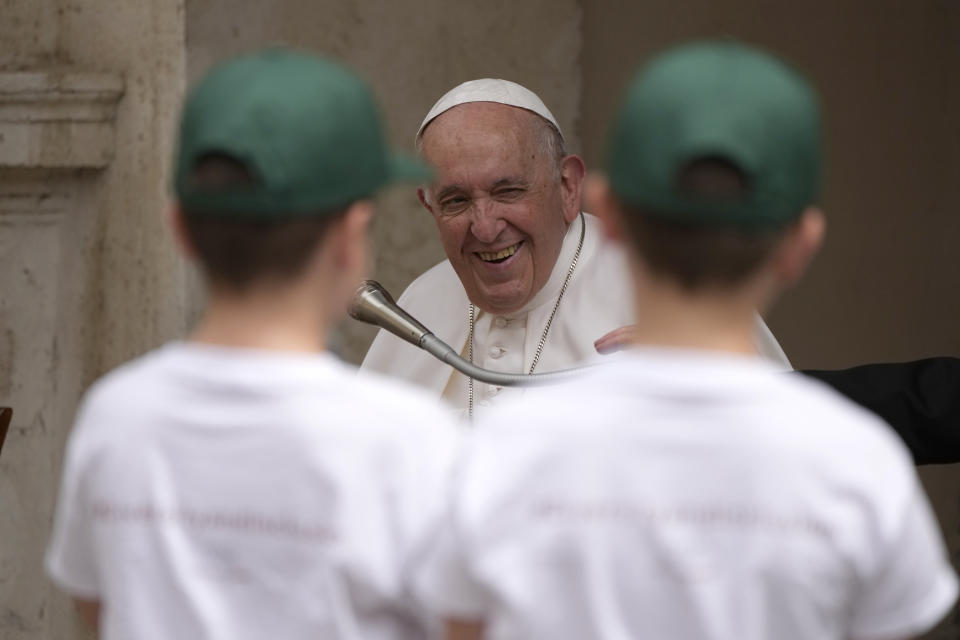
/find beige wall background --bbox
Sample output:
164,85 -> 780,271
0,0 -> 958,638
582,0 -> 960,370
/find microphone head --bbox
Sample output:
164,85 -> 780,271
348,280 -> 431,347
349,280 -> 395,322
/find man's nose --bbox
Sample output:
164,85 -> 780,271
469,201 -> 506,243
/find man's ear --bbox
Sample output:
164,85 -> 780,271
583,173 -> 625,242
559,154 -> 587,224
167,204 -> 197,259
774,206 -> 825,286
417,187 -> 434,215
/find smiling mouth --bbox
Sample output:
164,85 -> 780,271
476,242 -> 522,263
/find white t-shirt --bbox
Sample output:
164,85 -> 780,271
362,213 -> 791,418
46,342 -> 460,640
415,348 -> 958,640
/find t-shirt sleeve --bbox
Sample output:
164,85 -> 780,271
45,400 -> 101,599
848,481 -> 958,638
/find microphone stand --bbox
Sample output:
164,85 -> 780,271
349,280 -> 586,387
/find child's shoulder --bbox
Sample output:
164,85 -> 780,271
770,370 -> 913,461
479,353 -> 908,456
81,346 -> 175,414
65,346 -> 179,452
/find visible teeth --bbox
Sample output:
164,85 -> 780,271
478,243 -> 520,262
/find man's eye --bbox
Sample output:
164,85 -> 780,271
440,197 -> 469,214
496,188 -> 525,199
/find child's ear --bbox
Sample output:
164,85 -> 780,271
166,204 -> 197,260
331,200 -> 374,271
584,173 -> 626,243
774,206 -> 825,286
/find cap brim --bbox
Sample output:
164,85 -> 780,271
388,152 -> 432,183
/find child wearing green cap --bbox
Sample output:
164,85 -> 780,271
414,42 -> 957,640
45,49 -> 459,640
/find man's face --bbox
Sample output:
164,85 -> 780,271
419,103 -> 580,315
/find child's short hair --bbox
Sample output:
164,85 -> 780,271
620,157 -> 791,291
182,155 -> 346,292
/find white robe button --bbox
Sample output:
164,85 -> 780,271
489,346 -> 504,359
494,317 -> 509,328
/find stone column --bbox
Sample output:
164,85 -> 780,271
0,2 -> 188,639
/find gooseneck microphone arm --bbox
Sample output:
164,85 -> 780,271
349,280 -> 585,387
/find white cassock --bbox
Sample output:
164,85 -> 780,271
361,213 -> 791,417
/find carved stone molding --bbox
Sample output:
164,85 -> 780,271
0,71 -> 124,170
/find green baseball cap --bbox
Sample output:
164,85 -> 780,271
606,41 -> 822,228
174,48 -> 430,218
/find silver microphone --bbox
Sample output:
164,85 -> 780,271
348,280 -> 430,347
349,280 -> 585,387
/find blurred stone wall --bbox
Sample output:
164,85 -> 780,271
0,1 -> 188,638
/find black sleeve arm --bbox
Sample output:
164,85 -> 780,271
800,358 -> 960,465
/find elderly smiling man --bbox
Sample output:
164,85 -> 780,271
361,79 -> 790,416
